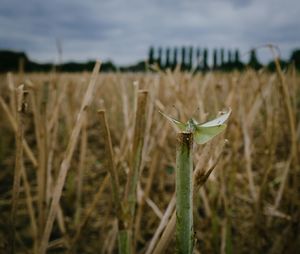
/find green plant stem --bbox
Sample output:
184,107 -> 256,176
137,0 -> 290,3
118,230 -> 132,254
176,132 -> 193,254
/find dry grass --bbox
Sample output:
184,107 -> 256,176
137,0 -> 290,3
0,65 -> 299,253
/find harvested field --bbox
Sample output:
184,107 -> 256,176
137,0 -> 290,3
0,64 -> 299,253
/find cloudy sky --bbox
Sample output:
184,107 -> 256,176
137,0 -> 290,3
0,0 -> 299,65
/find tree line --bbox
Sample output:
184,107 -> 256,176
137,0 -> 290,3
0,48 -> 300,73
147,46 -> 296,71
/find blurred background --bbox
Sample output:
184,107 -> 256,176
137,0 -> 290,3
0,0 -> 300,71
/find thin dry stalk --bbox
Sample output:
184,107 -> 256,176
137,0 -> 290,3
270,47 -> 298,163
141,79 -> 158,168
30,89 -> 48,236
194,142 -> 225,194
114,82 -> 138,169
124,90 -> 148,222
75,114 -> 88,225
134,153 -> 158,247
199,188 -> 212,217
7,72 -> 17,118
103,219 -> 119,254
20,163 -> 38,254
220,219 -> 227,254
144,196 -> 163,219
98,110 -> 122,215
274,157 -> 292,209
256,92 -> 278,220
45,83 -> 65,204
241,110 -> 257,201
121,79 -> 130,135
145,195 -> 176,254
48,85 -> 66,132
152,211 -> 176,254
10,84 -> 27,253
270,47 -> 299,212
39,61 -> 101,254
119,90 -> 148,253
0,96 -> 38,167
46,120 -> 58,204
56,205 -> 67,236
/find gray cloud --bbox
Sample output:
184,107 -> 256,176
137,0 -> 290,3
0,0 -> 299,64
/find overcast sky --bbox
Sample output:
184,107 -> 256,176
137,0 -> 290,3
0,0 -> 299,65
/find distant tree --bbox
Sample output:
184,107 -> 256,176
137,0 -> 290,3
203,48 -> 209,71
234,49 -> 244,70
228,50 -> 232,64
213,49 -> 218,70
0,50 -> 28,72
173,47 -> 178,70
226,50 -> 233,71
290,49 -> 300,70
124,60 -> 146,72
18,57 -> 25,74
157,47 -> 163,68
181,46 -> 186,71
95,61 -> 117,72
148,46 -> 155,65
196,48 -> 201,71
0,50 -> 54,72
165,47 -> 171,69
248,49 -> 262,70
220,48 -> 225,68
234,49 -> 240,63
188,46 -> 193,71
